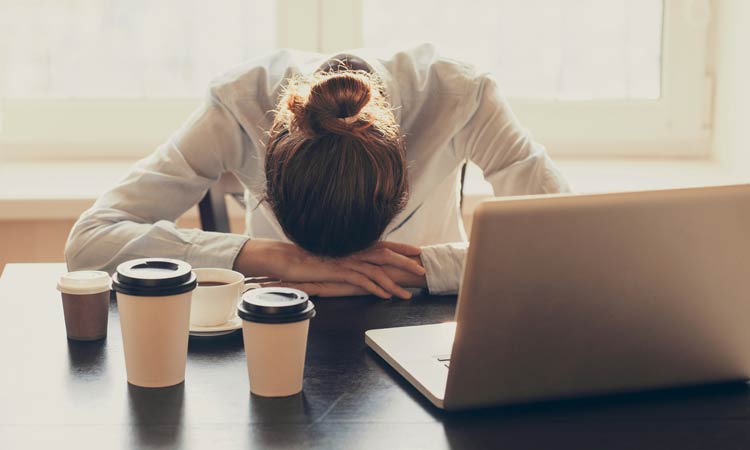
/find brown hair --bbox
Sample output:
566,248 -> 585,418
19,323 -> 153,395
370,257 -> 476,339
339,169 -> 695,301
264,70 -> 409,257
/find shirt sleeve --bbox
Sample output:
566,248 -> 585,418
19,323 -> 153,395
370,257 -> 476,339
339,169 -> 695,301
420,242 -> 468,295
454,74 -> 571,196
64,90 -> 253,274
419,74 -> 571,295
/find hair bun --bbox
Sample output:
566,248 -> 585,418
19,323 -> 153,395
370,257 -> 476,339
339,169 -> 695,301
290,73 -> 373,136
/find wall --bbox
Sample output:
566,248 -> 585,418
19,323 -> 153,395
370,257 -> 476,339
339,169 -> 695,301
713,0 -> 750,171
0,219 -> 75,274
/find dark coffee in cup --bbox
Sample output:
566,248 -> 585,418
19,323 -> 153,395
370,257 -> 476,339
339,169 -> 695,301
191,268 -> 250,327
196,281 -> 229,287
57,271 -> 111,341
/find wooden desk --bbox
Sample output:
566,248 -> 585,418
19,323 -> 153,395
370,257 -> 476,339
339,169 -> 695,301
2,263 -> 750,450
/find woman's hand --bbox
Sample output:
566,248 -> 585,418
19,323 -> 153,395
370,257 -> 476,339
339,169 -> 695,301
233,239 -> 426,299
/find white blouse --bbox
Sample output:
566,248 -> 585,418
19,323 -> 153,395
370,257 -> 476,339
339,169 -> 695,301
65,43 -> 570,295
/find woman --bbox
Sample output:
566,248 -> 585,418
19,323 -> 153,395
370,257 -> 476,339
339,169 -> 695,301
65,44 -> 570,298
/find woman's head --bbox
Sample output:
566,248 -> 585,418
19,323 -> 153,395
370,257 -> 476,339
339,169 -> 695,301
264,70 -> 408,257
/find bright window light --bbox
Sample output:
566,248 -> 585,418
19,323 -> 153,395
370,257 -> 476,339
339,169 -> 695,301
363,0 -> 663,100
0,0 -> 276,98
0,0 -> 711,159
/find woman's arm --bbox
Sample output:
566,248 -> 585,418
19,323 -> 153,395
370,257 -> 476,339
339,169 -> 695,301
454,74 -> 571,196
65,91 -> 251,274
414,73 -> 572,296
234,240 -> 426,299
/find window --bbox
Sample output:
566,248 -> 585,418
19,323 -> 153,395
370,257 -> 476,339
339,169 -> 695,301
364,0 -> 663,100
0,0 -> 277,159
0,0 -> 714,160
357,0 -> 714,157
2,0 -> 275,98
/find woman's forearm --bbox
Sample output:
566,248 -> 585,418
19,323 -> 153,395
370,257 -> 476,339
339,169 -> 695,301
233,239 -> 297,278
233,239 -> 426,298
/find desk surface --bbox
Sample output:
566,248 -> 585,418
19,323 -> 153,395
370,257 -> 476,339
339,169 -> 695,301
3,263 -> 750,450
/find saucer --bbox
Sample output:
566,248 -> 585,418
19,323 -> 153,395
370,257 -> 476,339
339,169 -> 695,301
189,315 -> 242,337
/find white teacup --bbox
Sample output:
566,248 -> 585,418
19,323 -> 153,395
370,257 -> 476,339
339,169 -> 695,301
190,268 -> 253,327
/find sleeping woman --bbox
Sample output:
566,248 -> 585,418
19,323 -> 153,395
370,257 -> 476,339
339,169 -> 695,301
65,44 -> 569,298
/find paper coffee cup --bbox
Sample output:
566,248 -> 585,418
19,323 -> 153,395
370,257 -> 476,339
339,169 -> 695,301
57,271 -> 111,341
112,258 -> 197,388
237,288 -> 316,397
191,268 -> 248,327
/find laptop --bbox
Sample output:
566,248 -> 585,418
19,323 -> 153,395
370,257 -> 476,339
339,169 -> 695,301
366,184 -> 750,410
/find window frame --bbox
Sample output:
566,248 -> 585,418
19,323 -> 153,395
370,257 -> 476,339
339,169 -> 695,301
0,0 -> 715,161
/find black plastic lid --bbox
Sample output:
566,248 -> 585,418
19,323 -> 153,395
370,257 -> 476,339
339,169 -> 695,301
238,287 -> 316,324
111,258 -> 197,297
